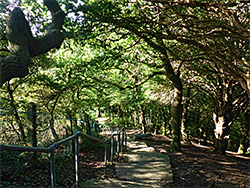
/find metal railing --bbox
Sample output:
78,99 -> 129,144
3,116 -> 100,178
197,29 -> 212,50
0,127 -> 126,188
1,131 -> 81,188
104,127 -> 127,167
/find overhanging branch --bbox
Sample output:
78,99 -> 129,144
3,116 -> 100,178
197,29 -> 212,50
122,71 -> 166,90
89,71 -> 165,91
0,0 -> 65,87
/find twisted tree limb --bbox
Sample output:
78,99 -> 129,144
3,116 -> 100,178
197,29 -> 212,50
0,0 -> 65,87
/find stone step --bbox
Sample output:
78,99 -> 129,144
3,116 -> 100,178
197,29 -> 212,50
79,178 -> 162,187
116,151 -> 173,185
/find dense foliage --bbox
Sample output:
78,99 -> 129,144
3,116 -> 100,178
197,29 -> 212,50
0,0 -> 249,154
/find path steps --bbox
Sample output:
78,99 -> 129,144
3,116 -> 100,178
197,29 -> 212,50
79,134 -> 173,187
79,178 -> 161,188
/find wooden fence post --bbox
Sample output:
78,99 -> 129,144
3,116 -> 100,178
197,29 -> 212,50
27,102 -> 37,148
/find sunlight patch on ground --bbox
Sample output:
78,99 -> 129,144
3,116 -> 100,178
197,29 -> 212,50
216,161 -> 238,165
225,151 -> 250,160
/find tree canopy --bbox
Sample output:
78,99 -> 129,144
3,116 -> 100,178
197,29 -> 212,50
0,0 -> 249,154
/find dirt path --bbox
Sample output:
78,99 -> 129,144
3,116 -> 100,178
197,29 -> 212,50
139,134 -> 250,188
78,130 -> 249,187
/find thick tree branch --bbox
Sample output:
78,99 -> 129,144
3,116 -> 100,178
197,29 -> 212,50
0,0 -> 65,87
90,71 -> 165,90
108,18 -> 182,91
122,71 -> 166,90
175,37 -> 250,95
0,49 -> 9,53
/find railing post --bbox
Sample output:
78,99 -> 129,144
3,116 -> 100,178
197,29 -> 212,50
121,130 -> 124,153
75,134 -> 79,188
111,135 -> 114,164
117,129 -> 121,161
125,132 -> 127,152
49,145 -> 56,188
104,142 -> 108,168
117,131 -> 120,155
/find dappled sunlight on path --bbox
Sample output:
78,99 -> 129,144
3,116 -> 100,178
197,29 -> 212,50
116,137 -> 173,186
80,130 -> 173,187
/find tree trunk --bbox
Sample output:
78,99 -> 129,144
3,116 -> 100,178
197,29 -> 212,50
125,109 -> 129,127
148,108 -> 153,132
150,108 -> 157,133
7,84 -> 26,141
66,110 -> 74,135
117,105 -> 121,119
162,54 -> 183,151
49,113 -> 59,141
27,102 -> 38,160
181,87 -> 190,143
27,102 -> 37,147
155,107 -> 161,134
212,77 -> 248,154
238,109 -> 250,154
97,106 -> 101,117
214,138 -> 228,155
213,113 -> 231,155
156,106 -> 163,134
136,108 -> 140,129
169,87 -> 183,151
162,107 -> 170,136
138,105 -> 147,134
82,112 -> 91,135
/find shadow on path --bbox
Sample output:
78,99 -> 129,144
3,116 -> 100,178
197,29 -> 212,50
80,130 -> 173,187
